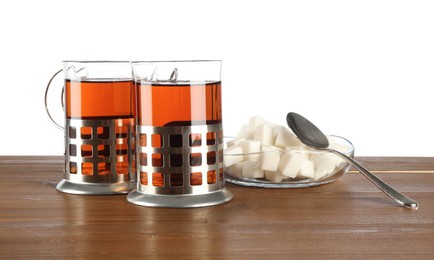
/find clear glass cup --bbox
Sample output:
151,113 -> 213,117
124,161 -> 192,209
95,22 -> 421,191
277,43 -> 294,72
127,60 -> 233,208
45,61 -> 136,194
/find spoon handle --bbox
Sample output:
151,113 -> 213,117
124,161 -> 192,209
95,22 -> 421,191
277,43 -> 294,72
329,149 -> 418,209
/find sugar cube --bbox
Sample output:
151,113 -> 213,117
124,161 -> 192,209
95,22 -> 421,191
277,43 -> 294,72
242,161 -> 264,178
227,138 -> 245,148
311,153 -> 336,180
253,124 -> 274,146
274,127 -> 300,148
240,140 -> 261,161
260,146 -> 281,171
227,162 -> 244,177
223,146 -> 244,167
278,152 -> 305,178
265,171 -> 287,183
298,159 -> 315,179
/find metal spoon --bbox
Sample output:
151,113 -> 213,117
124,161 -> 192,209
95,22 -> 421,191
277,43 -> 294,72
286,112 -> 418,209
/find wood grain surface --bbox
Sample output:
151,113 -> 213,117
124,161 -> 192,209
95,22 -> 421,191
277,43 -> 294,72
1,156 -> 433,259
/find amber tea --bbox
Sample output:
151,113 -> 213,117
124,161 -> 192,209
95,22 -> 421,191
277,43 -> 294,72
65,79 -> 134,119
136,81 -> 222,126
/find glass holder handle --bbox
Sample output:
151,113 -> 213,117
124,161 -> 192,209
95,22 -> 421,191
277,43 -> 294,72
44,69 -> 64,130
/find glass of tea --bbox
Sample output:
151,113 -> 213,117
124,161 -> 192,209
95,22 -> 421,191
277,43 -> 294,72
45,61 -> 136,194
127,60 -> 233,207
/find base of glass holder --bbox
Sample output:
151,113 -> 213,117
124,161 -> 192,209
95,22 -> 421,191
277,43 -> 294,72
56,179 -> 135,195
126,188 -> 233,208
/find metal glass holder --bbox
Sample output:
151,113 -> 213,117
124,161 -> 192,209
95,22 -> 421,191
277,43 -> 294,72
127,123 -> 233,207
57,118 -> 136,195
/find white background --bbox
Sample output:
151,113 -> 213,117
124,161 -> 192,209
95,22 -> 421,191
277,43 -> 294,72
1,0 -> 433,156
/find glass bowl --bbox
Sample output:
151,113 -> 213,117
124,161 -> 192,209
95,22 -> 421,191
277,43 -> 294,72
223,135 -> 354,188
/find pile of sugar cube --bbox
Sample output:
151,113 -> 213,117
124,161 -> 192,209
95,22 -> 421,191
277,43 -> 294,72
224,116 -> 349,182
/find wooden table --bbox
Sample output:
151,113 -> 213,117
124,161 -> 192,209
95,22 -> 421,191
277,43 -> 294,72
1,156 -> 433,259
